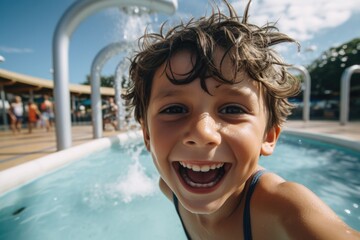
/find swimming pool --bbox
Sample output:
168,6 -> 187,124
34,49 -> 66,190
0,133 -> 359,239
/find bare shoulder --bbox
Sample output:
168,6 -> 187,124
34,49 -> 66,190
251,172 -> 360,239
158,177 -> 173,202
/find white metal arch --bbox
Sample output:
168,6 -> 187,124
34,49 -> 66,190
52,0 -> 177,150
340,65 -> 360,125
90,42 -> 135,138
288,65 -> 311,122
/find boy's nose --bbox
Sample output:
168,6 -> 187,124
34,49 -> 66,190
183,113 -> 221,147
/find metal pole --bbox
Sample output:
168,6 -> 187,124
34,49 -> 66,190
288,65 -> 311,122
340,65 -> 360,125
71,94 -> 77,125
0,85 -> 8,130
53,0 -> 177,150
0,55 -> 7,130
29,89 -> 34,101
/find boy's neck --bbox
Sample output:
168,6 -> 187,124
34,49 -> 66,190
195,183 -> 246,228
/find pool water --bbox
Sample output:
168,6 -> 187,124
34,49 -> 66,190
0,143 -> 186,240
261,134 -> 360,230
0,134 -> 359,239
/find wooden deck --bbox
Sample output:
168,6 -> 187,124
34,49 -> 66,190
0,125 -> 119,171
0,120 -> 359,172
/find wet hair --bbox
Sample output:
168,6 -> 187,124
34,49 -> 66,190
122,0 -> 301,129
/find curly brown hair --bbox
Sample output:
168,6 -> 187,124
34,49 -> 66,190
122,0 -> 301,129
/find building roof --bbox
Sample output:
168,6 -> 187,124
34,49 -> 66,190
0,68 -> 115,96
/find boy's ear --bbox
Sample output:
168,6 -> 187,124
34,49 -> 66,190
140,119 -> 150,151
261,125 -> 281,156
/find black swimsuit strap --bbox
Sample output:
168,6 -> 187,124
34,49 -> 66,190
173,169 -> 267,240
173,193 -> 192,240
243,170 -> 267,240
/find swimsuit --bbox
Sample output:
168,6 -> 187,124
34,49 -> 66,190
12,102 -> 23,120
173,193 -> 191,240
41,102 -> 54,120
173,170 -> 267,240
28,105 -> 38,123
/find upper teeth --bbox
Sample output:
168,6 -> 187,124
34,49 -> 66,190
179,162 -> 224,172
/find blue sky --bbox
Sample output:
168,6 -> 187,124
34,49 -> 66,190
0,0 -> 360,84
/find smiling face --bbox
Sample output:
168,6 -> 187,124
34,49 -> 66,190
141,48 -> 280,214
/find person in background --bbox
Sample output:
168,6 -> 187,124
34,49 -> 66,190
8,95 -> 23,134
40,94 -> 55,131
102,97 -> 118,131
27,100 -> 41,134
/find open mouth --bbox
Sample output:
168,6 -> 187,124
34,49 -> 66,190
173,161 -> 230,192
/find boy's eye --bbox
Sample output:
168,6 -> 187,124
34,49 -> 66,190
219,105 -> 245,114
160,105 -> 187,114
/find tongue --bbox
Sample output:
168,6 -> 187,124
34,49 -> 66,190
185,168 -> 220,184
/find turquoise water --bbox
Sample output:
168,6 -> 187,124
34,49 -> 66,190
0,134 -> 359,239
261,134 -> 360,230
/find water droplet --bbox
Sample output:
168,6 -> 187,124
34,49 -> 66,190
344,209 -> 351,215
353,203 -> 359,209
298,139 -> 302,145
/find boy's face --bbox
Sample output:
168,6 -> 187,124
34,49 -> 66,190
141,48 -> 280,214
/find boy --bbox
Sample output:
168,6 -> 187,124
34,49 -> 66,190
123,0 -> 360,239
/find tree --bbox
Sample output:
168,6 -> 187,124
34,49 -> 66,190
82,75 -> 131,89
82,75 -> 115,88
308,38 -> 360,98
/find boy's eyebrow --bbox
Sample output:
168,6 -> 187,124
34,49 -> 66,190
217,84 -> 257,98
152,89 -> 185,101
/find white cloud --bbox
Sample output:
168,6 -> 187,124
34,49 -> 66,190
230,0 -> 360,41
0,46 -> 33,54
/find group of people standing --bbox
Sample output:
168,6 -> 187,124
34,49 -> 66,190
7,94 -> 55,134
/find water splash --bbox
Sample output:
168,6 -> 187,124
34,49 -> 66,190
107,7 -> 154,43
82,144 -> 157,208
114,144 -> 157,203
115,58 -> 131,129
113,160 -> 157,203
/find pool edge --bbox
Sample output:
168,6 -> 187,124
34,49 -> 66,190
283,129 -> 360,151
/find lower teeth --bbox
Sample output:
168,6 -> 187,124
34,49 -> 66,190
181,169 -> 224,188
